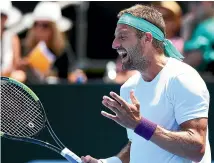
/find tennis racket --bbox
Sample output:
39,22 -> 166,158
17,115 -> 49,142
0,76 -> 82,163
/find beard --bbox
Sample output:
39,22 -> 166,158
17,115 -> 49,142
122,41 -> 151,72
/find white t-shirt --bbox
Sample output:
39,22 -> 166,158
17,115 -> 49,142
120,57 -> 211,163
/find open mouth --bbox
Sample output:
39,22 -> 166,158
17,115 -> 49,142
121,53 -> 128,59
117,50 -> 128,59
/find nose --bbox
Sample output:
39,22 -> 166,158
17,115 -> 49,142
112,38 -> 121,49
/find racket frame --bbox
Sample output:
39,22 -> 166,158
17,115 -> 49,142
0,77 -> 82,163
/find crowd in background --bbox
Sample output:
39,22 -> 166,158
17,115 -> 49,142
1,1 -> 214,85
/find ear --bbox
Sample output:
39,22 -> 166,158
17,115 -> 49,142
145,32 -> 153,43
139,32 -> 153,48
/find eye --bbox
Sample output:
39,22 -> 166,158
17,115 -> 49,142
119,35 -> 126,41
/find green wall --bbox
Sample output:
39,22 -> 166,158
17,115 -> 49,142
1,83 -> 214,163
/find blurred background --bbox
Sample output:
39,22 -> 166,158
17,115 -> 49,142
1,1 -> 214,163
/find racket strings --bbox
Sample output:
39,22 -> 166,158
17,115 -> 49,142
2,88 -> 43,130
1,84 -> 40,135
1,83 -> 43,137
3,91 -> 44,133
2,105 -> 43,137
1,81 -> 45,137
1,84 -> 40,136
2,83 -> 43,135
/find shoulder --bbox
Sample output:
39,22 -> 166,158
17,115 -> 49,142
166,58 -> 208,91
167,58 -> 200,77
168,59 -> 209,97
173,71 -> 208,93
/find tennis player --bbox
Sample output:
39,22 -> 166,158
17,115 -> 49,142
81,5 -> 211,163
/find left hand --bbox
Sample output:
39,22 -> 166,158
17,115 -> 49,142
101,90 -> 142,130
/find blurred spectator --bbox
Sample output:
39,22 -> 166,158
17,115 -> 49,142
0,0 -> 26,82
182,2 -> 214,77
68,69 -> 88,84
152,1 -> 184,53
19,1 -> 87,84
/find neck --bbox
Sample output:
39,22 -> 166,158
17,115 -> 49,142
140,54 -> 168,82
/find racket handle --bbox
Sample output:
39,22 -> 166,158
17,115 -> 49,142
61,147 -> 82,163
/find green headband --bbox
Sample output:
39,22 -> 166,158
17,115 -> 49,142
117,13 -> 184,61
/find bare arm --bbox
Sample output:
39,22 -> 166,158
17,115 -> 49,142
117,141 -> 131,163
12,35 -> 21,69
102,90 -> 208,162
150,118 -> 207,162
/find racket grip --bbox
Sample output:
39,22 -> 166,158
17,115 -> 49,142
61,148 -> 82,163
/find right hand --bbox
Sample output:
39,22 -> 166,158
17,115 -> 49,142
81,155 -> 99,163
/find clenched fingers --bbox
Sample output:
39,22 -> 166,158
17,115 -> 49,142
81,155 -> 93,163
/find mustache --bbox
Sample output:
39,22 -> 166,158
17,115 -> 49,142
117,46 -> 126,51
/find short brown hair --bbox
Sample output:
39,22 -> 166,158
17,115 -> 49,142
118,4 -> 166,52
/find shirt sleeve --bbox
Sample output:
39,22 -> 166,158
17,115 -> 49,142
120,86 -> 134,141
171,72 -> 210,125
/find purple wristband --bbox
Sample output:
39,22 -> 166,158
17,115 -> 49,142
134,118 -> 157,140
